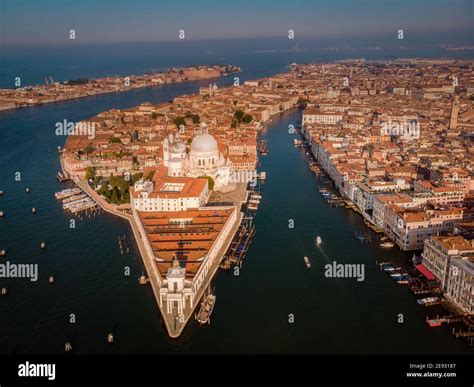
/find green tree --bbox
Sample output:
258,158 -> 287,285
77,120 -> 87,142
93,176 -> 100,188
151,112 -> 158,119
109,173 -> 116,188
108,136 -> 122,144
131,172 -> 143,184
110,188 -> 119,204
117,176 -> 129,192
185,112 -> 200,124
85,166 -> 95,180
234,109 -> 245,123
199,175 -> 215,191
242,114 -> 253,124
145,170 -> 155,181
83,145 -> 94,154
173,116 -> 186,129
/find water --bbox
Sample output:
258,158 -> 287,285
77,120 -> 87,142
0,41 -> 472,354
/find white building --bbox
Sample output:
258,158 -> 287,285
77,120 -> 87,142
163,125 -> 231,189
131,172 -> 209,212
302,109 -> 343,126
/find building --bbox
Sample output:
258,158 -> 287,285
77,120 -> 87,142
302,108 -> 343,125
421,236 -> 474,314
421,236 -> 474,288
449,95 -> 460,131
384,206 -> 463,250
163,126 -> 231,189
134,207 -> 238,316
130,167 -> 209,212
446,255 -> 474,314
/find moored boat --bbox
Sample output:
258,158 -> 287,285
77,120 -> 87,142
427,319 -> 442,327
417,297 -> 439,306
380,242 -> 395,248
196,294 -> 216,325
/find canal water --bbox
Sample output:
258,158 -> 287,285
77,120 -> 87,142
0,43 -> 472,354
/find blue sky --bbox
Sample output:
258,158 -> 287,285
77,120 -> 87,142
1,0 -> 473,45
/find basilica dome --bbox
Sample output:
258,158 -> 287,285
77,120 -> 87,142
190,133 -> 218,154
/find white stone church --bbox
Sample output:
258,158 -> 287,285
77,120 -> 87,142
162,124 -> 231,189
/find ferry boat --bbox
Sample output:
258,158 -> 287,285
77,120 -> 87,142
304,256 -> 311,268
316,236 -> 322,245
196,294 -> 216,325
258,172 -> 266,181
380,242 -> 395,248
417,297 -> 439,306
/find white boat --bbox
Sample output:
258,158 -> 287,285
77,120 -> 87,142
316,236 -> 322,245
417,297 -> 439,305
196,294 -> 216,325
304,256 -> 311,268
258,172 -> 266,180
380,242 -> 395,248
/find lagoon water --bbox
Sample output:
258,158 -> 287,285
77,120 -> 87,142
0,40 -> 472,354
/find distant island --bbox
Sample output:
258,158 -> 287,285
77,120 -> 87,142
0,64 -> 241,111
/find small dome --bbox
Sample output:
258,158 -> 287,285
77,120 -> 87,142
191,133 -> 218,154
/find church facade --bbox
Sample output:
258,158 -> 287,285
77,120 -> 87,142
163,127 -> 231,189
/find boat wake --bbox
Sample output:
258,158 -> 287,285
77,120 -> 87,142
315,245 -> 331,262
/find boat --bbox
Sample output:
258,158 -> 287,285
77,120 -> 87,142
258,172 -> 266,181
247,192 -> 261,210
417,297 -> 439,306
383,265 -> 401,272
380,242 -> 395,248
304,256 -> 311,268
427,319 -> 442,327
316,236 -> 322,245
196,294 -> 216,325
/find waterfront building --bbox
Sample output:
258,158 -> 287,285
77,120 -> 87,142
421,236 -> 474,287
302,109 -> 343,125
133,207 -> 238,316
421,236 -> 474,314
384,206 -> 464,251
372,193 -> 413,229
446,255 -> 474,314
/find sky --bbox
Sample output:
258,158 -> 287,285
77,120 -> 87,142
0,0 -> 473,46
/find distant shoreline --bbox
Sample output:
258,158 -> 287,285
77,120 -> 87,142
0,64 -> 241,112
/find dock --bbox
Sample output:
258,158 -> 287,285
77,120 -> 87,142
55,187 -> 98,214
57,171 -> 70,182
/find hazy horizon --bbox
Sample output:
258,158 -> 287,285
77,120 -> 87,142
1,0 -> 473,46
